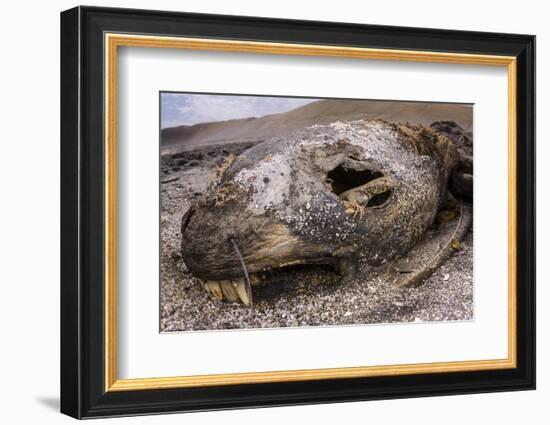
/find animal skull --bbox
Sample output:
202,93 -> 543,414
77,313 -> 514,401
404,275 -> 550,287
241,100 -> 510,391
181,120 -> 461,305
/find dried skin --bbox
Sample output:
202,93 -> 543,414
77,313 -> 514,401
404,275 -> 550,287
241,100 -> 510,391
180,120 -> 465,298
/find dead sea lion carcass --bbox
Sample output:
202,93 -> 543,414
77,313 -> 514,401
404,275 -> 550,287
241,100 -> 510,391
180,120 -> 470,305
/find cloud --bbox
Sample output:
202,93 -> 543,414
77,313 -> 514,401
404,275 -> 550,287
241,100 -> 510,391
161,93 -> 317,128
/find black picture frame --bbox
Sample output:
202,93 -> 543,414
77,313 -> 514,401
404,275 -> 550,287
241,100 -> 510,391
61,5 -> 535,419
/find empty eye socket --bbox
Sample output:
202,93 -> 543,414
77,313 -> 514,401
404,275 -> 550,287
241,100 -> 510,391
326,163 -> 383,195
327,161 -> 395,212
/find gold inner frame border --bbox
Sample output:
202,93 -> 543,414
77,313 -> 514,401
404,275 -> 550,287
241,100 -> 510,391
104,33 -> 517,392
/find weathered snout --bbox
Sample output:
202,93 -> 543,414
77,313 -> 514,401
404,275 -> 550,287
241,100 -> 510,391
180,198 -> 259,306
180,200 -> 254,281
181,200 -> 336,279
180,181 -> 339,306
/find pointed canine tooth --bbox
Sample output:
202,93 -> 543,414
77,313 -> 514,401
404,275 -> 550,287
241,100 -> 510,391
220,280 -> 239,302
205,281 -> 223,301
233,279 -> 250,306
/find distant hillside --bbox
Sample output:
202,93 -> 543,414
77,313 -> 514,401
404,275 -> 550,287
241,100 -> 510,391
161,99 -> 473,153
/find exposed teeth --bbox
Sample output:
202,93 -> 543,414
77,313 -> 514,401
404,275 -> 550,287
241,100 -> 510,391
202,278 -> 253,306
205,281 -> 223,301
233,278 -> 250,306
220,280 -> 239,302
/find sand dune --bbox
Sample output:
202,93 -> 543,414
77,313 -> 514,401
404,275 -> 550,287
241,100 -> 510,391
161,99 -> 472,153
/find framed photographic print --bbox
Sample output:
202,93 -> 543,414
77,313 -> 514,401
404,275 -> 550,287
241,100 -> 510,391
60,6 -> 535,419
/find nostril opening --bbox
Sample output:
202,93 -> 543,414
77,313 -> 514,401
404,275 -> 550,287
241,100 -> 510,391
366,190 -> 392,207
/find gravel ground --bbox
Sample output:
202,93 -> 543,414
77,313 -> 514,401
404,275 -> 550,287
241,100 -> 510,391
160,143 -> 473,332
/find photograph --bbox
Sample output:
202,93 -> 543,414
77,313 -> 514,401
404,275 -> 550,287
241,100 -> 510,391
159,93 -> 474,331
57,4 -> 536,419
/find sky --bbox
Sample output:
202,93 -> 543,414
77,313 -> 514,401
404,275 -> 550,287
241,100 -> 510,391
160,93 -> 317,128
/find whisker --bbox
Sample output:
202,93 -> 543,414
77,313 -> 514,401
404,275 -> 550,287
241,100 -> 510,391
230,238 -> 254,309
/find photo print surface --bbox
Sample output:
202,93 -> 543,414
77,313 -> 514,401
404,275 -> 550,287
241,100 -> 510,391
159,92 -> 474,332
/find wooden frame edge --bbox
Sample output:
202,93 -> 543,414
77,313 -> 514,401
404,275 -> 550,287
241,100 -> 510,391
108,358 -> 516,391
